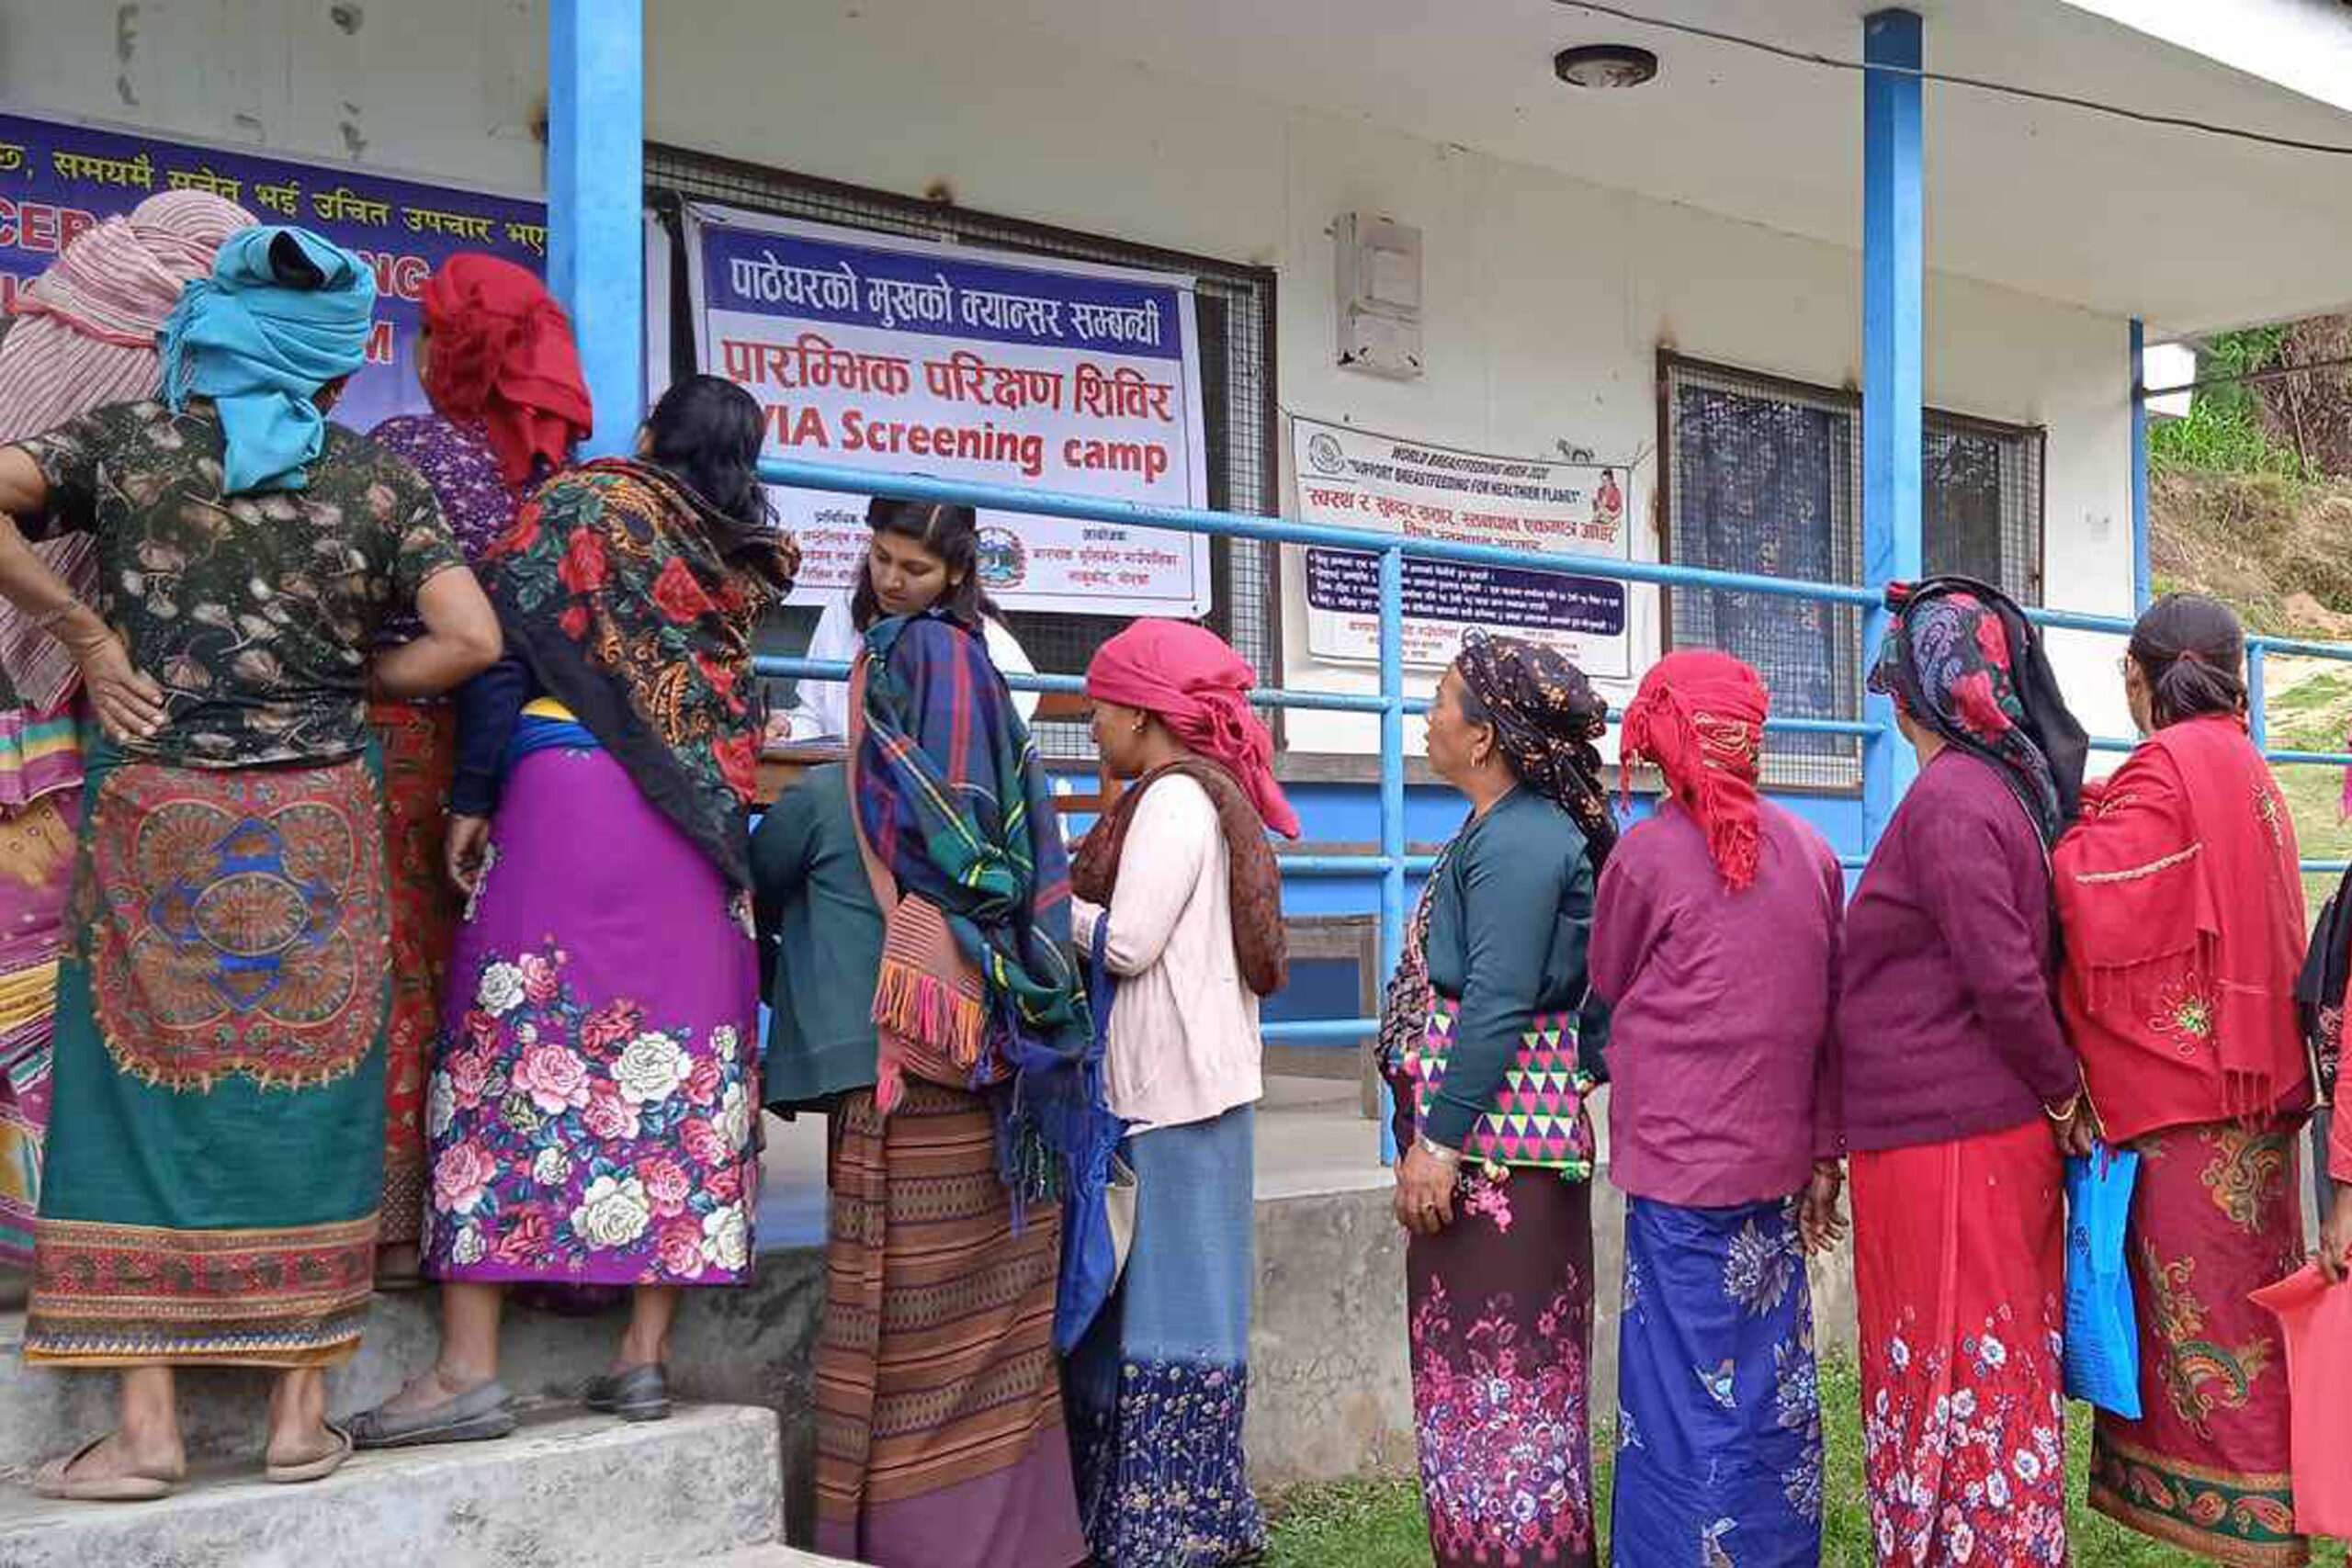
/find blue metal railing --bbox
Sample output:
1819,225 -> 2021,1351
752,456 -> 2352,1129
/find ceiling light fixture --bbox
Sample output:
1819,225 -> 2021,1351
1553,44 -> 1659,89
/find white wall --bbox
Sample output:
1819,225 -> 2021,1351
0,0 -> 2140,749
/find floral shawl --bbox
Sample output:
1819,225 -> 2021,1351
481,457 -> 795,888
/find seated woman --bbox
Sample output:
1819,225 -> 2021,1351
758,600 -> 1097,1568
1592,649 -> 1844,1568
364,252 -> 593,1288
2054,592 -> 2313,1564
775,497 -> 1038,739
351,375 -> 795,1447
1064,619 -> 1300,1568
1380,633 -> 1615,1568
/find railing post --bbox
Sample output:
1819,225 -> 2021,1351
2131,317 -> 2152,613
2248,640 -> 2267,752
548,0 -> 645,458
1377,546 -> 1406,1165
1861,8 -> 1925,850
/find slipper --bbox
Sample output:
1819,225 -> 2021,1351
31,1435 -> 175,1502
346,1377 -> 517,1450
265,1420 -> 354,1484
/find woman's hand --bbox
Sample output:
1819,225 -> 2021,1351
65,623 -> 164,745
2321,1193 -> 2351,1284
1392,1142 -> 1459,1235
446,814 -> 492,896
1799,1159 -> 1847,1255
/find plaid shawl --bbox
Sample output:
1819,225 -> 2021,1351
853,611 -> 1106,1206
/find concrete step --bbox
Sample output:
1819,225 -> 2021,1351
673,1550 -> 848,1566
0,1404 -> 784,1568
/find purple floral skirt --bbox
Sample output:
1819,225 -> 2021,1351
1408,1168 -> 1597,1568
422,747 -> 760,1288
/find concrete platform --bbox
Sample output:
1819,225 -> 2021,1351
0,1404 -> 784,1568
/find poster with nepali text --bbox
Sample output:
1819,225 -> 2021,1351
682,203 -> 1211,616
1290,416 -> 1634,679
0,109 -> 546,436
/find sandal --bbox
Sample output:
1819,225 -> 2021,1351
266,1420 -> 355,1484
31,1435 -> 176,1502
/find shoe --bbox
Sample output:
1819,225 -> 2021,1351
346,1378 -> 518,1450
582,1363 -> 671,1422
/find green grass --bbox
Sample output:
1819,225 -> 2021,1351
1261,1355 -> 2347,1567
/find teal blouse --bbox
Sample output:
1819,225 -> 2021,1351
750,762 -> 885,1106
1421,787 -> 1611,1150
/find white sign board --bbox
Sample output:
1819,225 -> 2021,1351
1291,417 -> 1634,677
683,204 -> 1213,616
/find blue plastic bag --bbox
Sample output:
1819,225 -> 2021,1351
2063,1145 -> 2143,1418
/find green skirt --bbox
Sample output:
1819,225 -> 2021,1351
26,742 -> 390,1368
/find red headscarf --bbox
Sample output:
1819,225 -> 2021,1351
1084,619 -> 1299,839
419,253 -> 592,489
1619,649 -> 1769,890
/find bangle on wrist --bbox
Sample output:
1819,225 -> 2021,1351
2042,1092 -> 2081,1123
1420,1139 -> 1462,1167
31,600 -> 78,635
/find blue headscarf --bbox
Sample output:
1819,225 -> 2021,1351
157,226 -> 376,493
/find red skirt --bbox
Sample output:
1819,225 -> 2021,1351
2088,1116 -> 2309,1566
368,698 -> 458,1249
1850,1120 -> 2069,1568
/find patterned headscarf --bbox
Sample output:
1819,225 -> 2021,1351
1620,649 -> 1769,890
0,190 -> 253,713
1452,631 -> 1616,879
1870,581 -> 2066,844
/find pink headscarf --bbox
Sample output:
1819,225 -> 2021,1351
1085,619 -> 1299,839
0,190 -> 254,711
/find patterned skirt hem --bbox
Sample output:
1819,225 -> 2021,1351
2087,1481 -> 2310,1568
427,1258 -> 752,1289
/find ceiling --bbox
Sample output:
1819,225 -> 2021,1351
950,0 -> 2352,335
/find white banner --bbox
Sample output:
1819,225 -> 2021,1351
684,204 -> 1212,616
1291,417 -> 1634,677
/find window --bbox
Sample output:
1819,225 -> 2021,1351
645,148 -> 1282,759
1657,353 -> 2045,790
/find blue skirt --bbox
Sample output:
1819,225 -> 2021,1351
1611,1194 -> 1824,1568
1066,1103 -> 1264,1568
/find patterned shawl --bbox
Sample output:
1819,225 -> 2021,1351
481,457 -> 795,888
1869,577 -> 2086,847
1453,631 -> 1617,882
852,611 -> 1108,1206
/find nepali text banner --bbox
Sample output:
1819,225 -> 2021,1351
684,203 -> 1211,617
0,110 -> 546,436
1290,416 -> 1634,678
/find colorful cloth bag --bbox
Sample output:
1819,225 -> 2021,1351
1404,995 -> 1596,1177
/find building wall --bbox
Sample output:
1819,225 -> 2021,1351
0,0 -> 2140,775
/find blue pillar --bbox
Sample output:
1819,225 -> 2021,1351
548,0 -> 645,458
2130,317 -> 2152,612
1376,545 -> 1405,1166
1860,8 -> 1923,847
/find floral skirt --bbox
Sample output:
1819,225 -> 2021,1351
1408,1166 -> 1596,1568
815,1081 -> 1087,1568
423,746 -> 760,1288
1850,1120 -> 2068,1568
1611,1193 -> 1823,1568
1067,1104 -> 1264,1568
367,697 -> 459,1250
2087,1116 -> 2308,1567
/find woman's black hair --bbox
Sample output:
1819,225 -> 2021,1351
850,496 -> 1001,630
642,374 -> 773,537
2128,591 -> 2246,728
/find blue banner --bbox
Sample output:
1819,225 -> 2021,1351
0,111 -> 546,435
